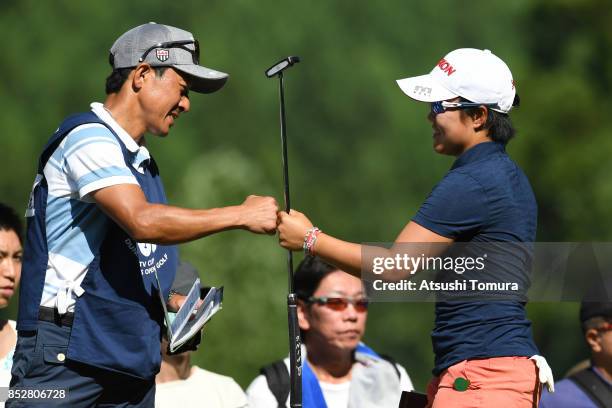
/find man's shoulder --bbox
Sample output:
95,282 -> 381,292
190,367 -> 247,403
539,377 -> 594,408
58,111 -> 102,126
63,122 -> 117,150
246,357 -> 290,399
192,366 -> 238,383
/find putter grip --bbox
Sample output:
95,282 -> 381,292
287,294 -> 303,407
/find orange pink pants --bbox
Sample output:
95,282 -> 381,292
426,357 -> 542,408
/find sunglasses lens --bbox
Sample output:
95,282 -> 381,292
325,298 -> 348,311
321,298 -> 369,312
355,299 -> 369,312
431,102 -> 444,114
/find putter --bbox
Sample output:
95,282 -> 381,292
265,55 -> 302,408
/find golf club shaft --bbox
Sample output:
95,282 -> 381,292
287,294 -> 302,407
279,72 -> 294,292
278,71 -> 303,407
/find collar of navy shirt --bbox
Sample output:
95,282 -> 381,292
451,141 -> 506,171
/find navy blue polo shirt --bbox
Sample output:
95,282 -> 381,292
412,141 -> 539,375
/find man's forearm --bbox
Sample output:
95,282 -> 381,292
92,184 -> 278,244
128,203 -> 247,244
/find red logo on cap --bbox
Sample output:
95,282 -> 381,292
156,49 -> 169,62
437,58 -> 456,76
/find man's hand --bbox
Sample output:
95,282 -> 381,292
278,209 -> 314,251
167,293 -> 186,312
167,293 -> 203,315
240,195 -> 279,234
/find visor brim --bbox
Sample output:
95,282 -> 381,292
173,64 -> 229,94
396,74 -> 457,102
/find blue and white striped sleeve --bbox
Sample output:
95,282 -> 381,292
63,124 -> 139,198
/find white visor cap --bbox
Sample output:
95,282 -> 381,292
396,48 -> 516,113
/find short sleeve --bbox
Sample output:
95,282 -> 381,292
246,374 -> 286,407
396,363 -> 414,392
63,124 -> 139,198
412,171 -> 488,239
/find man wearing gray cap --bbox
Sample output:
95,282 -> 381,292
9,23 -> 277,407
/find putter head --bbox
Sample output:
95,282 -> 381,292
265,56 -> 301,78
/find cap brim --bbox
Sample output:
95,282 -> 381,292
173,64 -> 229,94
396,74 -> 457,102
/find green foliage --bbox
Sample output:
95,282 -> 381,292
1,0 -> 610,391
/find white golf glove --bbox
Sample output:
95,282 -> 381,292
530,355 -> 555,393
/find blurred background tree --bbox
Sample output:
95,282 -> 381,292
1,0 -> 611,390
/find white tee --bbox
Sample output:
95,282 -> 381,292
155,366 -> 247,408
319,381 -> 351,408
246,353 -> 413,408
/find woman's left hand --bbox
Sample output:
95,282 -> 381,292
277,209 -> 314,251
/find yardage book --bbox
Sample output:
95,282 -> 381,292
160,278 -> 224,353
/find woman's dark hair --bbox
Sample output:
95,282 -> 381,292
295,256 -> 338,301
105,64 -> 168,95
460,95 -> 519,145
0,202 -> 23,244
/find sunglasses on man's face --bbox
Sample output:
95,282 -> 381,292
307,296 -> 369,312
596,322 -> 612,333
138,40 -> 200,65
430,100 -> 499,115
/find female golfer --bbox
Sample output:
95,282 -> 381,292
278,48 -> 553,407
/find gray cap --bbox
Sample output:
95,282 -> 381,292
110,22 -> 228,94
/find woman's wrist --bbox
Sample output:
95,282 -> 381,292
303,227 -> 321,255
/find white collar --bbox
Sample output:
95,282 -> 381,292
90,102 -> 150,173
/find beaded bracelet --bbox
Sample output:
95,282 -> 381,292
303,227 -> 321,255
167,289 -> 178,303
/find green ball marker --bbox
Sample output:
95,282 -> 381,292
453,377 -> 470,392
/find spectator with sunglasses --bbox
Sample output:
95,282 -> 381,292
246,256 -> 413,407
9,23 -> 278,407
278,49 -> 553,407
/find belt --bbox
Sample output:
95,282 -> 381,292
38,306 -> 74,327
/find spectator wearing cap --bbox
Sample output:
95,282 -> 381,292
0,203 -> 23,393
278,49 -> 553,407
155,261 -> 247,408
246,256 -> 413,408
9,23 -> 278,407
539,284 -> 612,407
